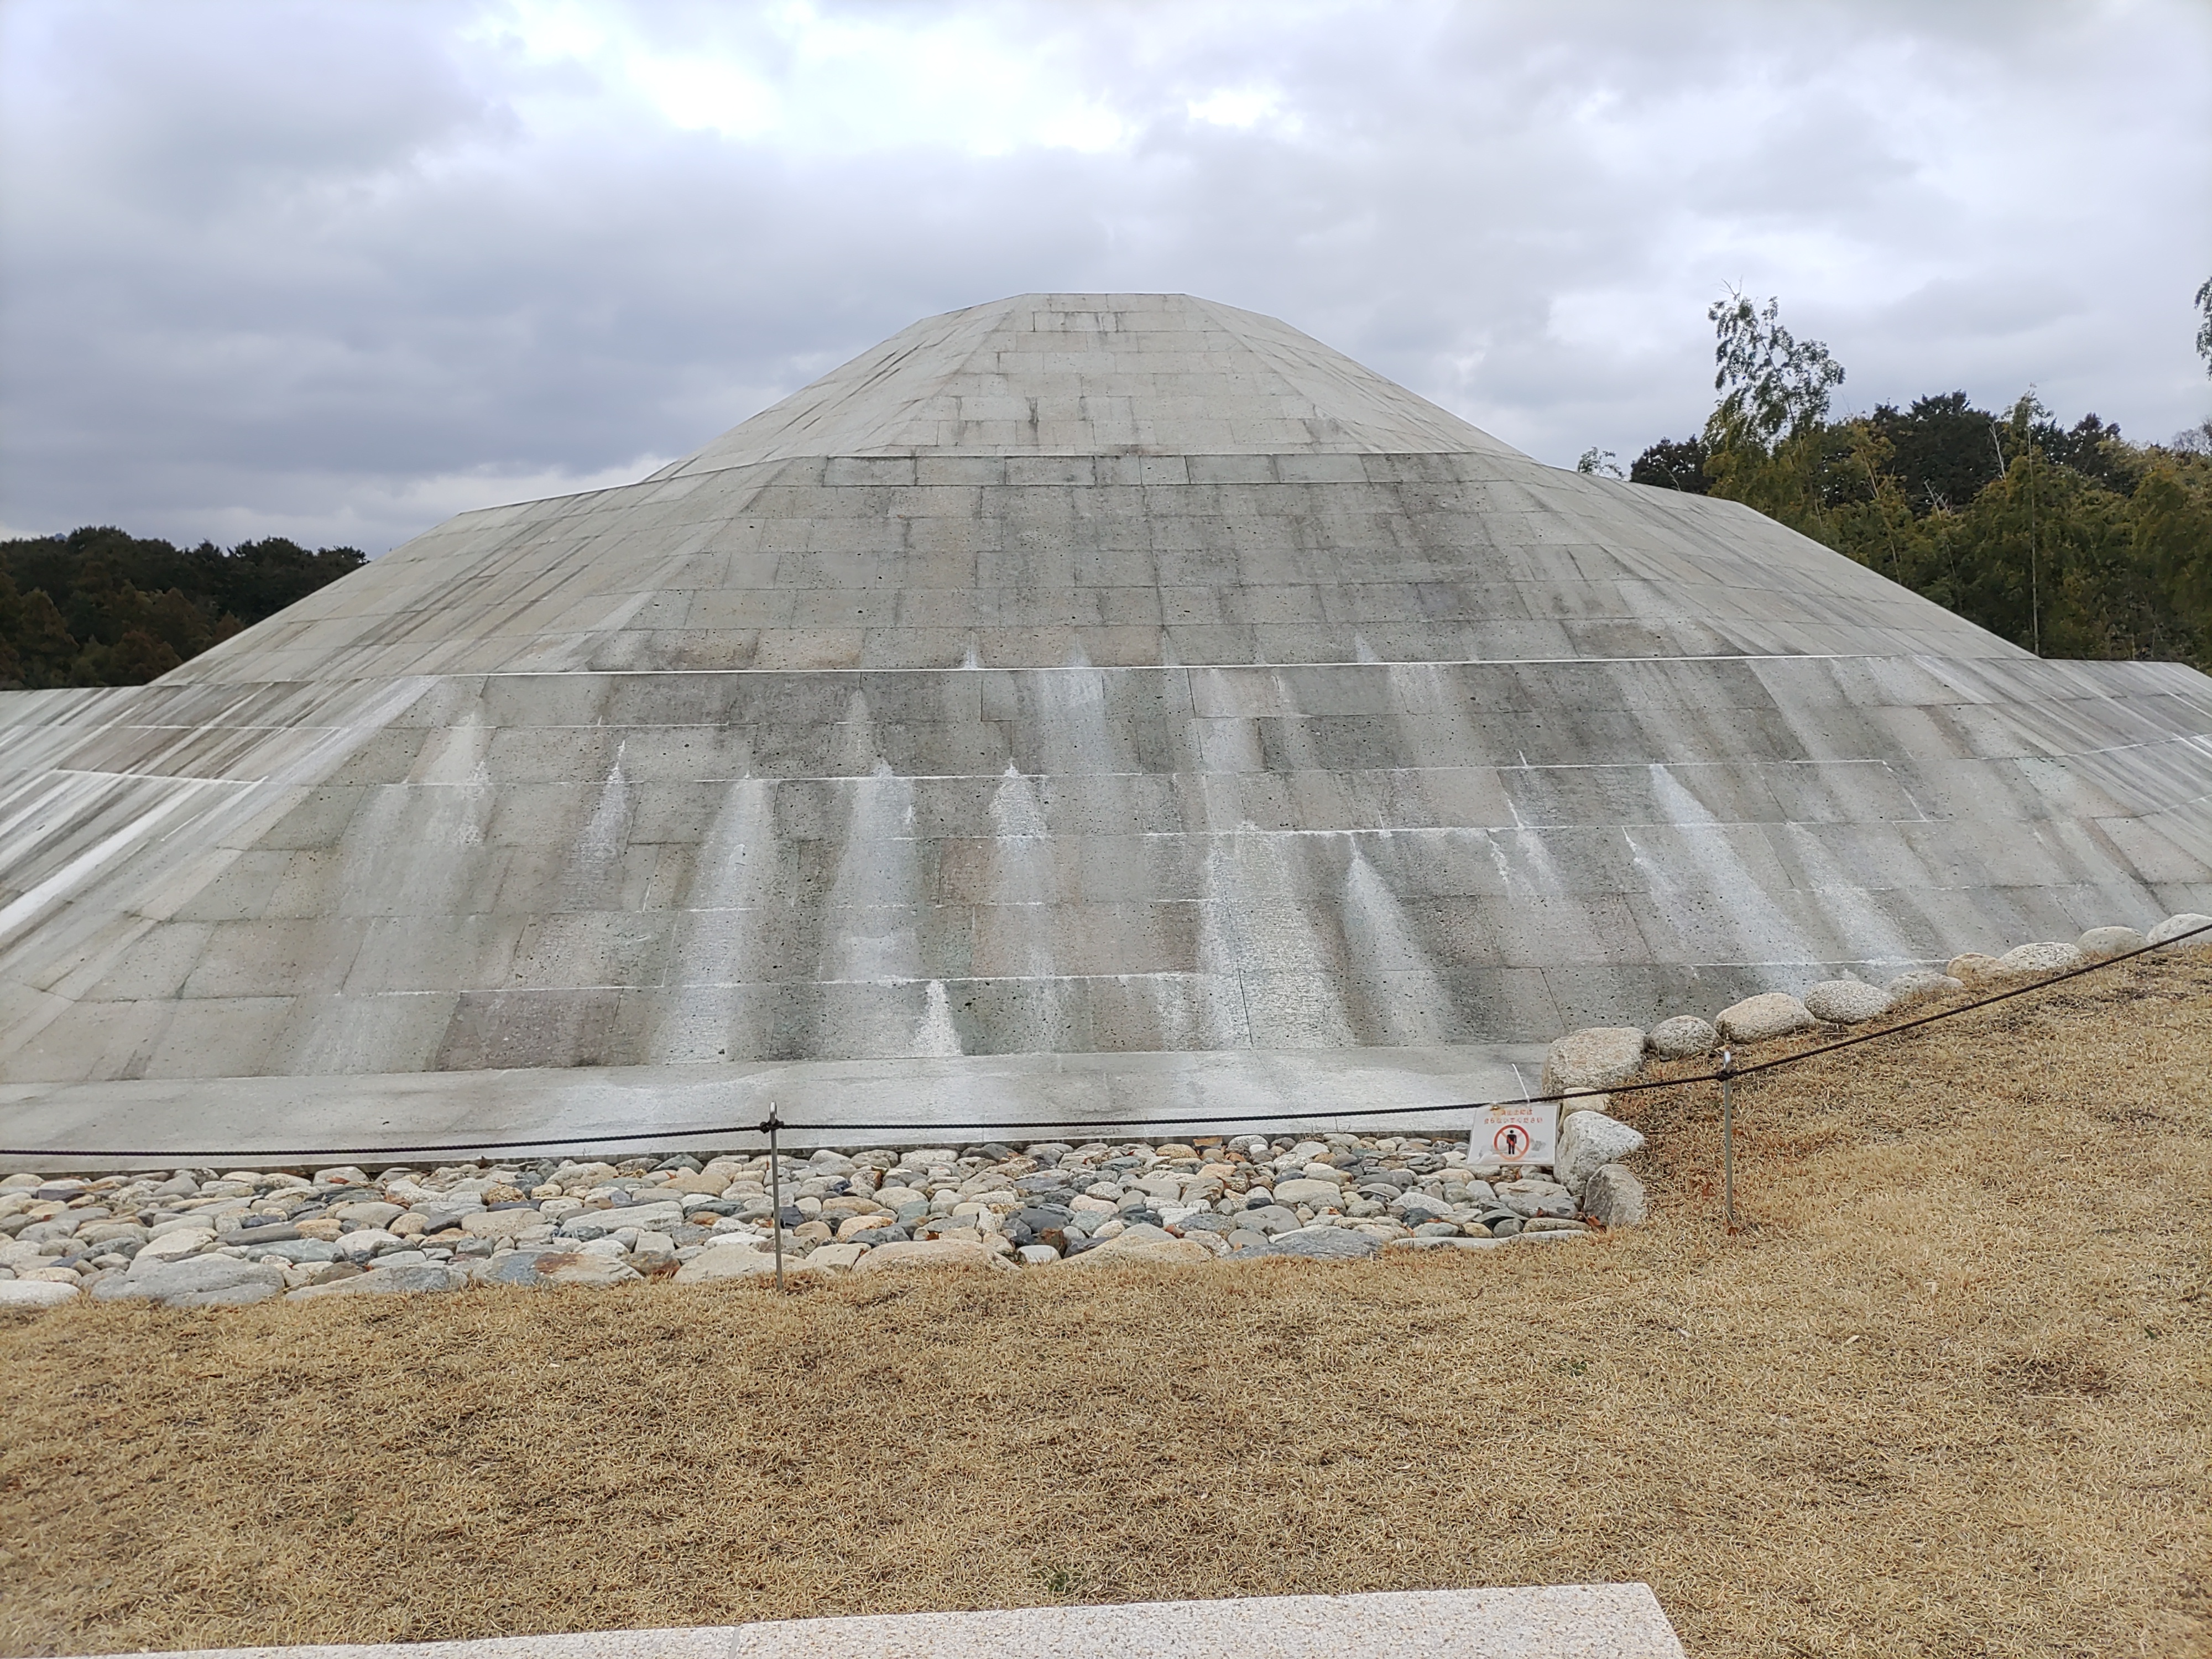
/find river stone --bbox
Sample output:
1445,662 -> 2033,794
76,1220 -> 149,1247
1263,1228 -> 1381,1261
286,1262 -> 462,1300
0,1280 -> 79,1308
1715,992 -> 1814,1044
1994,941 -> 2084,975
1496,1180 -> 1577,1220
335,1227 -> 404,1261
1541,1026 -> 1647,1094
2146,912 -> 2212,947
460,1208 -> 546,1240
1386,1235 -> 1507,1253
231,1222 -> 302,1245
93,1255 -> 284,1308
136,1228 -> 215,1263
1556,1112 -> 1646,1198
530,1251 -> 645,1288
1580,1164 -> 1648,1227
1885,969 -> 1964,1004
853,1238 -> 1019,1275
328,1200 -> 404,1227
1645,1015 -> 1717,1060
564,1202 -> 685,1238
672,1244 -> 778,1282
2075,925 -> 2145,959
1272,1178 -> 1345,1207
1803,979 -> 1892,1025
148,1213 -> 218,1238
1946,952 -> 2002,981
248,1238 -> 340,1264
1060,1236 -> 1214,1267
1242,1204 -> 1303,1235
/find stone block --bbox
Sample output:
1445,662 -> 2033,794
2075,925 -> 2145,959
1556,1112 -> 1645,1199
1994,941 -> 2084,976
1885,969 -> 1963,1005
1644,1015 -> 1716,1060
1715,992 -> 1813,1045
1541,1026 -> 1647,1094
1802,979 -> 1891,1025
1580,1163 -> 1648,1227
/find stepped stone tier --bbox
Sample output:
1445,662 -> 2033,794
3,292 -> 2210,1159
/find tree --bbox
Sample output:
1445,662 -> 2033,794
1575,447 -> 1624,479
1705,290 -> 1845,450
1869,392 -> 2002,514
2197,275 -> 2211,375
107,628 -> 184,684
1629,435 -> 1711,493
1626,290 -> 2212,670
0,525 -> 363,688
0,577 -> 80,688
1700,290 -> 1848,533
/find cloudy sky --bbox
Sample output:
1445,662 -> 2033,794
3,0 -> 2208,554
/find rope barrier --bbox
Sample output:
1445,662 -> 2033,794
3,920 -> 2204,1166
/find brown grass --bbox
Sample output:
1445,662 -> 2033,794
2,953 -> 2208,1658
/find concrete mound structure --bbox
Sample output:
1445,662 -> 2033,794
3,293 -> 2209,1155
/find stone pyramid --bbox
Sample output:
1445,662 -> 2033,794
2,293 -> 2208,1156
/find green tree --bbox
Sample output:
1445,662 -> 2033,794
0,525 -> 361,688
1628,435 -> 1711,493
1634,292 -> 2212,670
1700,290 -> 1847,534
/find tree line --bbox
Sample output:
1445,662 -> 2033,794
0,525 -> 365,688
1585,281 -> 2212,669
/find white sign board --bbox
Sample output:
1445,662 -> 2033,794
1473,1099 -> 1558,1168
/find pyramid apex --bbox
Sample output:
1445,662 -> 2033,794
659,291 -> 1521,473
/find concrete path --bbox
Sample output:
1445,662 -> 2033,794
84,1585 -> 1687,1657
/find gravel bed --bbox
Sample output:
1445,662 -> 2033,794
0,1131 -> 1616,1308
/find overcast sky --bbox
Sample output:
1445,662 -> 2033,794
3,0 -> 2208,554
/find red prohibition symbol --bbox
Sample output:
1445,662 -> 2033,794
1493,1123 -> 1530,1157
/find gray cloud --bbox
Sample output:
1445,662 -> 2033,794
3,0 -> 2207,551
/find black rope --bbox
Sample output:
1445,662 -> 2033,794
4,921 -> 2205,1165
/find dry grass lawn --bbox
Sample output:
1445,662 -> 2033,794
2,952 -> 2207,1658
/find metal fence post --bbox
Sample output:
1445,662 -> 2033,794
766,1103 -> 785,1292
1718,1048 -> 1736,1232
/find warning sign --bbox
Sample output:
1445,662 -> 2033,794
1474,1099 -> 1558,1167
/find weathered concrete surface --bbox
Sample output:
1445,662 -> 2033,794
2,293 -> 2209,1157
75,1584 -> 1689,1658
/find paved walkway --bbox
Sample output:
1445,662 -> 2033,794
86,1586 -> 1686,1657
